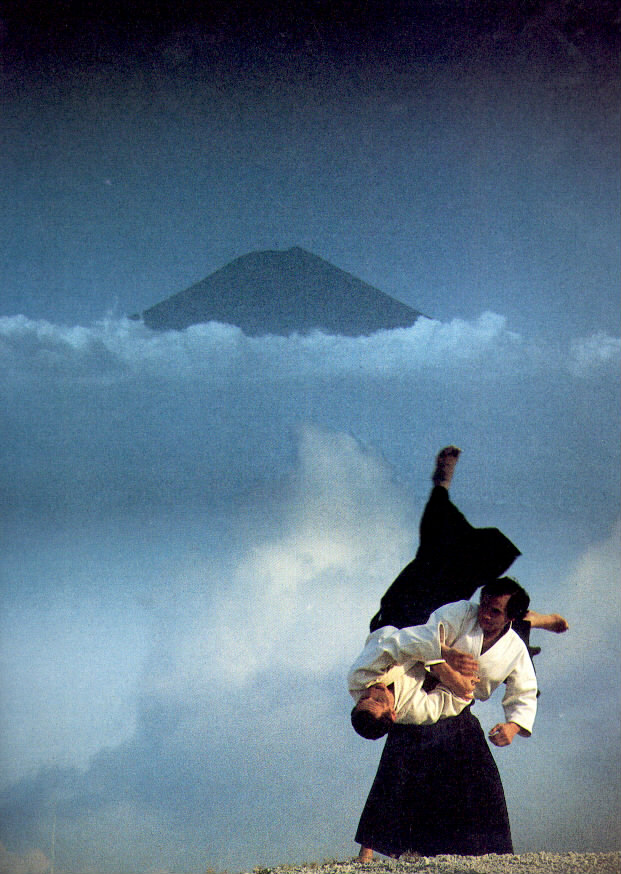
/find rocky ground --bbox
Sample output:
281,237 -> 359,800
246,854 -> 620,874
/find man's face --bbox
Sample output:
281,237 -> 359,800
477,593 -> 511,636
356,683 -> 396,722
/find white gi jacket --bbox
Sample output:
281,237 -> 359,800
348,599 -> 538,734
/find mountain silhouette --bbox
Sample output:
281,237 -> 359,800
132,247 -> 424,336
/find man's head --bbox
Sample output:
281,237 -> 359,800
351,683 -> 396,740
478,577 -> 530,636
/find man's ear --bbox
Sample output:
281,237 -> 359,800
389,708 -> 397,722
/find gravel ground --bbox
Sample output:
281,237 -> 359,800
246,854 -> 620,874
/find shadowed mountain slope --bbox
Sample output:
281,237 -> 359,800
133,247 -> 424,336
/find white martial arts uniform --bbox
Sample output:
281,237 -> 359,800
348,599 -> 537,733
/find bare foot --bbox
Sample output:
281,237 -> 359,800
432,446 -> 462,488
357,847 -> 374,863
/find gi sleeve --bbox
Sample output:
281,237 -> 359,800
385,599 -> 473,665
501,646 -> 538,736
347,601 -> 471,700
348,627 -> 412,699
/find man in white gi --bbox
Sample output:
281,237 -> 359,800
352,578 -> 540,861
348,578 -> 538,744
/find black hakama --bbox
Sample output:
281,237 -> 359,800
355,706 -> 513,857
370,485 -> 522,633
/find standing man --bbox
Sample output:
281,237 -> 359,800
354,580 -> 537,859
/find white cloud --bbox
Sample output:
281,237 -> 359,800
1,313 -> 618,385
0,844 -> 50,874
545,518 -> 621,678
568,331 -> 621,376
144,426 -> 412,697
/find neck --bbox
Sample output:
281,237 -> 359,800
482,623 -> 510,649
481,622 -> 511,653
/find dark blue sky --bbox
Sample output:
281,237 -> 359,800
1,0 -> 619,338
1,2 -> 619,872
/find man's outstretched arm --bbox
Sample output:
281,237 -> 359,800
525,610 -> 569,633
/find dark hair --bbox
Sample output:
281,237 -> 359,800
350,705 -> 392,740
480,576 -> 530,621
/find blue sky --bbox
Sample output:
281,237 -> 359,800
1,2 -> 619,872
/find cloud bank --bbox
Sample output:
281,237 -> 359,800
1,312 -> 618,381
